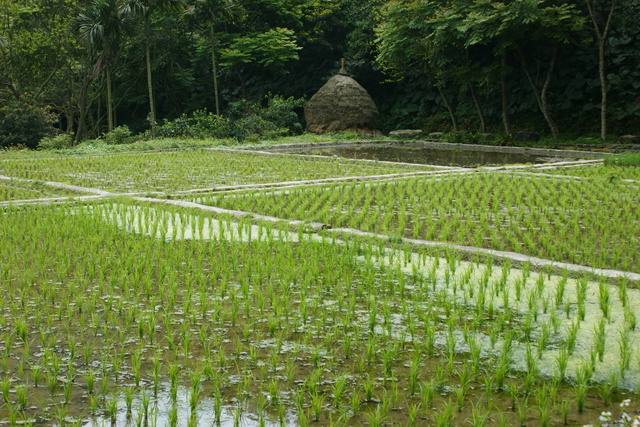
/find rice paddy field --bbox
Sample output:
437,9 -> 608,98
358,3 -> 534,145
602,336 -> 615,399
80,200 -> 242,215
0,147 -> 639,426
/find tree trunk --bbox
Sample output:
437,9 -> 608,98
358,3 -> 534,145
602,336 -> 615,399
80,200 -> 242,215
598,39 -> 607,142
500,50 -> 511,134
518,44 -> 560,138
146,38 -> 157,138
540,44 -> 560,139
586,0 -> 617,142
436,85 -> 458,132
469,85 -> 487,133
210,25 -> 221,115
106,65 -> 114,133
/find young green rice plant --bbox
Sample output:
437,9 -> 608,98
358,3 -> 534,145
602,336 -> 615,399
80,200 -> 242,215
555,348 -> 569,381
598,279 -> 611,319
560,399 -> 570,425
10,383 -> 26,411
310,391 -> 323,422
106,393 -> 119,424
594,317 -> 607,362
268,378 -> 279,405
131,347 -> 143,387
618,328 -> 632,375
332,375 -> 347,408
517,398 -> 529,427
46,371 -> 58,397
565,319 -> 580,355
30,364 -> 42,388
431,398 -> 455,427
534,384 -> 552,427
574,384 -> 587,413
363,374 -> 376,402
169,403 -> 179,427
381,343 -> 398,376
63,377 -> 73,404
454,384 -> 467,412
468,399 -> 489,427
168,362 -> 179,401
0,377 -> 11,404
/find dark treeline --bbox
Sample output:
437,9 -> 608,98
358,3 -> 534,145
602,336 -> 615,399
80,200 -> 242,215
0,0 -> 638,145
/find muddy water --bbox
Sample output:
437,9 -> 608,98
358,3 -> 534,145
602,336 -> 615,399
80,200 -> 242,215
281,144 -> 567,167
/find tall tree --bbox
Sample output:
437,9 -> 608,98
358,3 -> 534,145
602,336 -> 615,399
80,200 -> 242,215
584,0 -> 617,141
376,0 -> 461,131
124,0 -> 183,137
76,0 -> 134,133
185,0 -> 242,115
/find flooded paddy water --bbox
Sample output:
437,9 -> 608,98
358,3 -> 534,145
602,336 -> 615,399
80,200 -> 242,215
265,142 -> 596,167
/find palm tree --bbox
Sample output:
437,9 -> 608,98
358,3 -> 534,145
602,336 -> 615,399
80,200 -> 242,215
185,0 -> 242,115
76,0 -> 134,133
124,0 -> 183,137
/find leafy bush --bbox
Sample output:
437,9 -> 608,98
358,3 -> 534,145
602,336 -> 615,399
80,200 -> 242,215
0,100 -> 56,149
102,125 -> 134,145
257,94 -> 305,135
154,110 -> 231,139
38,133 -> 75,150
152,94 -> 304,142
227,95 -> 305,142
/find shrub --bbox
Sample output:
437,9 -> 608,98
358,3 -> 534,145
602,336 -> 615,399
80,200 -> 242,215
38,133 -> 75,150
152,94 -> 305,142
102,125 -> 134,145
226,94 -> 305,142
0,100 -> 56,149
154,110 -> 231,139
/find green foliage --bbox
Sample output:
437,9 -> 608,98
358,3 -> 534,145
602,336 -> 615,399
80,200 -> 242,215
0,100 -> 56,149
154,110 -> 231,140
221,28 -> 301,71
38,134 -> 75,150
102,125 -> 134,144
154,94 -> 304,142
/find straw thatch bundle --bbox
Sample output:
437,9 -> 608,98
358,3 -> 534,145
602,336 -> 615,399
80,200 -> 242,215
305,72 -> 378,134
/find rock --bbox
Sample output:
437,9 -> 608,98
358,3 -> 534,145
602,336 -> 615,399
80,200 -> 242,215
428,132 -> 445,140
511,131 -> 540,142
620,135 -> 640,144
389,129 -> 423,139
305,73 -> 378,135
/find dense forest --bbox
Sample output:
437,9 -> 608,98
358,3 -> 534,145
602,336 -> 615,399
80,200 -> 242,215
0,0 -> 638,147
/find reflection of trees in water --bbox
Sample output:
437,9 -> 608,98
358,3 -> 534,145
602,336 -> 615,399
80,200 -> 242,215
310,145 -> 551,167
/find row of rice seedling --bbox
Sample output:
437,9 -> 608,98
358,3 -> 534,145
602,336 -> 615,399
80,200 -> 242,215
0,149 -> 436,194
524,163 -> 640,181
1,201 -> 637,425
0,180 -> 82,202
196,172 -> 640,272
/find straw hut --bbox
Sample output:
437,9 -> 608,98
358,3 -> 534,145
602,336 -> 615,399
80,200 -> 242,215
305,62 -> 378,135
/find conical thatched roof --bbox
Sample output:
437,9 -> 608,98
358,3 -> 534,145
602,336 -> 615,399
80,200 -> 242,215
305,71 -> 378,134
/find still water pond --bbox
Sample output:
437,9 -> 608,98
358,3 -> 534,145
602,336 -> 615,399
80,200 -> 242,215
278,143 -> 569,167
